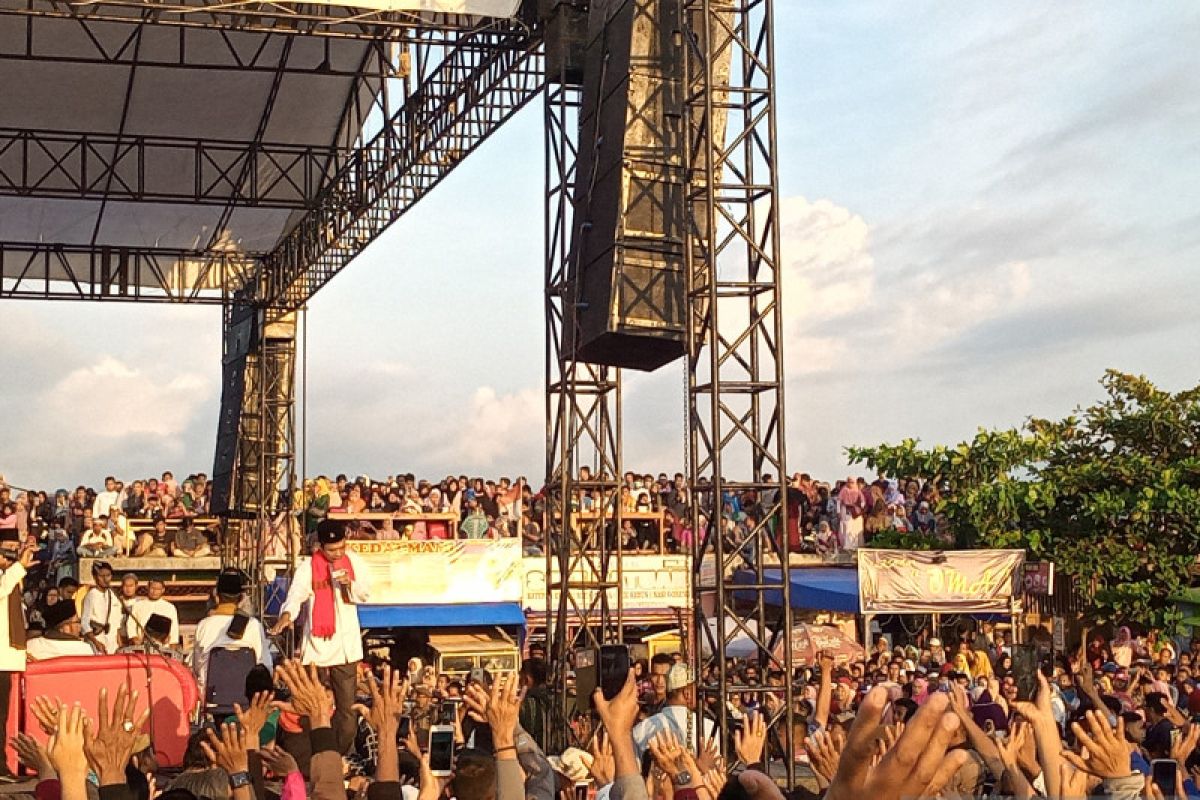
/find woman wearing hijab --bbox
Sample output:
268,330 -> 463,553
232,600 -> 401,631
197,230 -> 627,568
836,477 -> 865,550
1112,626 -> 1134,668
304,478 -> 331,539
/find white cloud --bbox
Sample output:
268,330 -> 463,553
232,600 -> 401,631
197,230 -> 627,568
427,386 -> 543,472
779,195 -> 1033,375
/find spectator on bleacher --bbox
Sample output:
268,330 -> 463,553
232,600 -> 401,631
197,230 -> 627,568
460,497 -> 489,540
161,470 -> 178,498
304,477 -> 331,538
117,573 -> 142,647
345,484 -> 367,514
26,599 -> 95,660
80,561 -> 123,654
52,489 -> 69,526
109,506 -> 134,555
193,570 -> 272,700
78,518 -> 116,558
132,579 -> 180,645
122,480 -> 146,517
161,491 -> 187,520
173,517 -> 212,558
137,516 -> 172,558
91,476 -> 120,520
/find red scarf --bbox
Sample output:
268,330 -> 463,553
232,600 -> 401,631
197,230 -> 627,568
311,550 -> 354,639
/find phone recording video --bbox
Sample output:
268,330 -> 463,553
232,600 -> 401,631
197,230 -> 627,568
429,726 -> 455,777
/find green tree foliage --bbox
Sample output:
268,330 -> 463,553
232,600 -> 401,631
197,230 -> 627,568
847,371 -> 1200,630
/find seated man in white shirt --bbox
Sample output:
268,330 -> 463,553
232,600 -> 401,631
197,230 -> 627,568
631,664 -> 716,762
78,519 -> 116,559
192,569 -> 273,701
27,600 -> 96,660
131,579 -> 181,646
119,613 -> 184,661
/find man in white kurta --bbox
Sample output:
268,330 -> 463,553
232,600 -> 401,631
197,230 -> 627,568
0,538 -> 33,779
131,579 -> 181,645
80,561 -> 123,654
272,520 -> 369,753
192,570 -> 273,702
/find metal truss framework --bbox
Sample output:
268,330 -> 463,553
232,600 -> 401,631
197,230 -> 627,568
253,23 -> 544,309
0,0 -> 523,42
0,128 -> 337,208
683,0 -> 794,783
220,306 -> 297,620
543,75 -> 625,750
0,241 -> 253,302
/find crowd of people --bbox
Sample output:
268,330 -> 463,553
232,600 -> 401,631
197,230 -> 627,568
3,471 -> 1199,800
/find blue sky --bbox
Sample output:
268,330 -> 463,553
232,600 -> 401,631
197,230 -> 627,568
3,3 -> 1199,489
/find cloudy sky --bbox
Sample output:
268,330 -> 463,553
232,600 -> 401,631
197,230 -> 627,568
3,3 -> 1199,490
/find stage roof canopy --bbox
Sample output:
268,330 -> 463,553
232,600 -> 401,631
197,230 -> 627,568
0,0 -> 521,295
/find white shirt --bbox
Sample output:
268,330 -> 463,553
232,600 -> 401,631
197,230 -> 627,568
281,551 -> 370,667
631,705 -> 716,762
27,635 -> 95,660
0,563 -> 27,672
92,491 -> 120,520
80,586 -> 123,654
192,612 -> 273,698
132,597 -> 181,645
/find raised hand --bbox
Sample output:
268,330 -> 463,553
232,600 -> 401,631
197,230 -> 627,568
277,660 -> 333,727
734,710 -> 767,765
353,665 -> 409,735
589,730 -> 615,786
463,681 -> 490,723
1062,710 -> 1130,779
10,732 -> 55,778
233,691 -> 274,745
30,695 -> 62,736
1171,723 -> 1200,768
593,669 -> 639,739
825,688 -> 969,800
700,767 -> 728,799
258,744 -> 300,778
804,729 -> 842,786
46,704 -> 87,774
84,685 -> 150,787
486,673 -> 525,747
201,722 -> 250,775
47,703 -> 88,800
695,735 -> 723,774
648,730 -> 687,782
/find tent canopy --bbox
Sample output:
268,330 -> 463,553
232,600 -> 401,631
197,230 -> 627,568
733,568 -> 860,614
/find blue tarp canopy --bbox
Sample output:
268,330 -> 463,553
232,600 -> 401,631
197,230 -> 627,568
733,568 -> 860,613
358,603 -> 527,629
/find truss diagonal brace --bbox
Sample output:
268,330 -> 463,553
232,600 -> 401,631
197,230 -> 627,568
249,30 -> 546,310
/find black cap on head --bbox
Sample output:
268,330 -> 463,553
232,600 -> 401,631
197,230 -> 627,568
44,600 -> 78,630
316,520 -> 347,545
216,569 -> 245,598
145,614 -> 172,639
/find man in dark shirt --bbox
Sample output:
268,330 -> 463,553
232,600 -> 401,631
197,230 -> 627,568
1143,692 -> 1175,759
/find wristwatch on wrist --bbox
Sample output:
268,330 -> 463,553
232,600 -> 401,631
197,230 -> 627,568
228,771 -> 252,789
674,770 -> 693,787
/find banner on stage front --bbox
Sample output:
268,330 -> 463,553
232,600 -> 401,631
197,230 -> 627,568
858,548 -> 1024,614
348,539 -> 523,606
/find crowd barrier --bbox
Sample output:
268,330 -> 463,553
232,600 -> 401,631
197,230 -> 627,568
5,654 -> 200,773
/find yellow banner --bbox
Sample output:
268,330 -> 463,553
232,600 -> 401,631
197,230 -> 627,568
348,539 -> 524,605
858,549 -> 1025,614
522,555 -> 691,611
